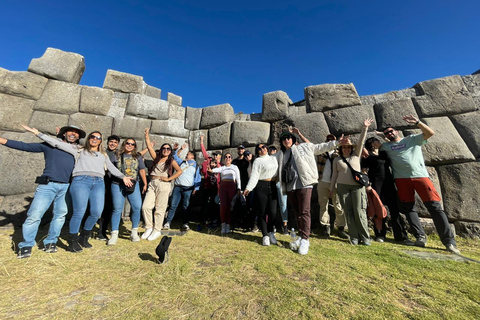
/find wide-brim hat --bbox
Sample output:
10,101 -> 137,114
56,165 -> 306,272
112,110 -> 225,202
339,138 -> 356,147
57,125 -> 86,139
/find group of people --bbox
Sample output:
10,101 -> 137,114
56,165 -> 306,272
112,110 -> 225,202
1,113 -> 460,259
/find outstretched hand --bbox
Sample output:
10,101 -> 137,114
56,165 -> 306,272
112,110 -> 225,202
21,125 -> 39,135
403,114 -> 419,124
144,128 -> 150,136
123,177 -> 134,188
364,118 -> 374,127
338,134 -> 350,145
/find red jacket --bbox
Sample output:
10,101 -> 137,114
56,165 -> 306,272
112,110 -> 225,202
366,188 -> 387,231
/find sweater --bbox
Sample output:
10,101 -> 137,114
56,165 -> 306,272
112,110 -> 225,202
212,165 -> 241,190
245,154 -> 278,192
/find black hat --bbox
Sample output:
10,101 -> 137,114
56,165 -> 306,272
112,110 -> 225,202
237,144 -> 245,149
57,125 -> 86,139
280,131 -> 297,144
244,150 -> 251,156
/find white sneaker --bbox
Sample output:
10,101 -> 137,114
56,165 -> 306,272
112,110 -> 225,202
289,237 -> 301,251
262,236 -> 270,246
162,222 -> 170,230
107,230 -> 118,246
130,228 -> 140,242
141,228 -> 153,239
269,232 -> 277,245
225,224 -> 231,234
147,230 -> 162,241
221,223 -> 226,235
298,238 -> 310,255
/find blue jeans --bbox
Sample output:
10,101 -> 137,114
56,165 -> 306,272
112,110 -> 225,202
19,182 -> 70,249
276,181 -> 288,222
165,185 -> 193,224
69,175 -> 105,234
111,182 -> 142,231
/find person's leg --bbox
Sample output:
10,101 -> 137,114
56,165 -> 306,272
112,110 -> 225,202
83,177 -> 106,231
110,183 -> 126,232
218,182 -> 229,224
266,181 -> 278,234
255,182 -> 269,237
276,181 -> 288,224
295,188 -> 312,240
317,181 -> 331,227
68,176 -> 92,234
337,184 -> 357,240
43,183 -> 70,246
141,181 -> 158,230
225,181 -> 237,225
351,186 -> 370,242
126,183 -> 142,229
395,178 -> 425,238
332,193 -> 346,228
152,181 -> 171,231
382,181 -> 408,241
165,186 -> 182,224
180,187 -> 193,225
19,183 -> 58,249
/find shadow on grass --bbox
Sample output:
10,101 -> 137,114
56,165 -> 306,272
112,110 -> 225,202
138,252 -> 158,263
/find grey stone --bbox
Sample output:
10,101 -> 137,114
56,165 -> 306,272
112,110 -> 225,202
231,121 -> 270,146
189,130 -> 208,152
200,104 -> 235,129
125,94 -> 169,119
261,90 -> 290,122
103,70 -> 144,94
454,221 -> 480,239
437,162 -> 480,222
34,80 -> 81,115
167,92 -> 182,106
145,84 -> 161,99
112,116 -> 151,139
0,193 -> 35,227
250,113 -> 263,121
80,86 -> 114,116
69,113 -> 113,138
360,95 -> 376,107
461,74 -> 480,107
415,117 -> 475,165
305,83 -> 361,112
185,107 -> 202,130
29,111 -> 69,136
374,98 -> 418,130
0,132 -> 45,195
0,94 -> 35,132
287,105 -> 307,116
208,122 -> 232,149
287,113 -> 330,144
450,111 -> 480,159
324,104 -> 376,135
28,48 -> 85,84
235,113 -> 250,121
0,70 -> 48,100
151,119 -> 189,138
168,104 -> 186,120
107,92 -> 128,118
413,75 -> 477,117
0,68 -> 7,83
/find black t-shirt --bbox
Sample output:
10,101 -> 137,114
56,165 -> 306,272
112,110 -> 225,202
232,157 -> 250,189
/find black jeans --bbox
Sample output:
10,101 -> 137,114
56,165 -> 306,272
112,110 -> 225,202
254,181 -> 278,237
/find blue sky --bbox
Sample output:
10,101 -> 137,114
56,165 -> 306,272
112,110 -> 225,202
1,1 -> 479,114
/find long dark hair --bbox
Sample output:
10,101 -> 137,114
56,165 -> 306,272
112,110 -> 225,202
150,143 -> 174,175
117,138 -> 139,159
365,137 -> 380,152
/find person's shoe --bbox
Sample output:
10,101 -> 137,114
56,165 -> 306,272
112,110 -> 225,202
107,230 -> 119,246
78,229 -> 93,248
350,238 -> 359,246
337,228 -> 349,239
262,236 -> 270,246
147,230 -> 162,241
162,222 -> 170,230
289,237 -> 301,251
319,225 -> 331,237
362,238 -> 372,246
446,244 -> 460,254
269,232 -> 277,245
141,228 -> 153,240
181,223 -> 190,231
402,238 -> 415,246
43,243 -> 58,253
68,234 -> 83,253
221,223 -> 226,235
282,225 -> 289,235
225,224 -> 231,234
415,235 -> 427,248
96,232 -> 107,241
375,236 -> 385,243
251,223 -> 259,233
17,247 -> 32,259
298,238 -> 310,255
130,228 -> 140,242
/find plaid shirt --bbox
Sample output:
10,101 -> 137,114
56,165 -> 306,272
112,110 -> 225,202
316,151 -> 338,181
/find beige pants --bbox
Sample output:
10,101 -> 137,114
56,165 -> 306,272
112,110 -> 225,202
142,179 -> 171,231
317,180 -> 346,227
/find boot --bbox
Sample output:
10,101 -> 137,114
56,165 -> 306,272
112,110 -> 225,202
68,233 -> 83,253
78,229 -> 93,248
130,228 -> 140,242
107,230 -> 119,246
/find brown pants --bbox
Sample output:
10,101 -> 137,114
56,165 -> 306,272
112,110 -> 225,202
287,188 -> 313,240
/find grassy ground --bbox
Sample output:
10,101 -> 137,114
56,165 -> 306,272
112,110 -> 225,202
0,223 -> 479,320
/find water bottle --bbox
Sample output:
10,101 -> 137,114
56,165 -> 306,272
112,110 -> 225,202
289,228 -> 298,250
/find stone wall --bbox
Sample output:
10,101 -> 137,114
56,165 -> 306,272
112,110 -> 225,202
1,48 -> 479,237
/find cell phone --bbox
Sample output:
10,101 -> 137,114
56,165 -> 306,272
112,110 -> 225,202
35,176 -> 50,184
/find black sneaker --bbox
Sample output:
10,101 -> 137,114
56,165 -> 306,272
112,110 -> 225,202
43,243 -> 58,253
415,235 -> 427,248
282,225 -> 289,235
96,232 -> 107,241
402,238 -> 415,246
17,247 -> 32,259
337,228 -> 349,239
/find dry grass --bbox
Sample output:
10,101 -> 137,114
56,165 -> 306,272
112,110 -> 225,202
0,223 -> 479,320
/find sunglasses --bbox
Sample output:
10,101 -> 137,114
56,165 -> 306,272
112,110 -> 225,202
225,156 -> 232,159
281,136 -> 292,141
260,145 -> 268,149
161,147 -> 171,151
125,142 -> 136,146
90,135 -> 102,140
384,130 -> 395,135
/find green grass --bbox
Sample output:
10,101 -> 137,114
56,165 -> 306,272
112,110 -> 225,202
0,224 -> 479,320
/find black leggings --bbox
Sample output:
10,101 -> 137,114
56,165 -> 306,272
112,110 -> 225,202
253,181 -> 278,237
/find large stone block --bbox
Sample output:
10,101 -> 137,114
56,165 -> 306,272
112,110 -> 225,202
107,92 -> 128,118
103,70 -> 144,94
412,117 -> 475,165
437,162 -> 480,222
305,83 -> 361,112
0,70 -> 48,100
125,94 -> 169,119
231,121 -> 270,146
362,88 -> 417,107
413,75 -> 477,117
235,113 -> 250,121
209,122 -> 231,149
189,130 -> 208,152
0,132 -> 45,195
324,104 -> 376,135
200,104 -> 235,129
261,90 -> 290,122
454,221 -> 480,239
69,113 -> 113,138
0,193 -> 35,227
185,107 -> 202,130
145,84 -> 161,99
374,98 -> 419,130
167,92 -> 182,106
29,111 -> 69,136
450,111 -> 480,159
34,80 -> 81,115
151,119 -> 189,138
169,104 -> 186,120
287,105 -> 307,116
112,116 -> 151,139
0,94 -> 35,132
80,86 -> 114,116
287,113 -> 330,144
28,48 -> 85,84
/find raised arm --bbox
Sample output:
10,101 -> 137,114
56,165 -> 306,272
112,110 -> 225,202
403,114 -> 434,140
354,118 -> 374,157
291,127 -> 310,143
200,134 -> 209,159
22,125 -> 78,156
144,128 -> 157,160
